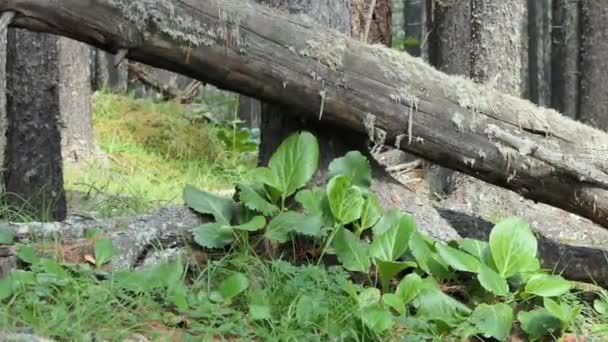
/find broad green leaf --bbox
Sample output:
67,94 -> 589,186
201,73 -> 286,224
295,187 -> 325,215
332,228 -> 370,273
249,304 -> 272,320
360,193 -> 382,231
414,288 -> 471,326
396,273 -> 423,305
489,217 -> 538,277
435,242 -> 481,273
16,245 -> 38,264
218,273 -> 249,301
232,216 -> 266,232
327,175 -> 364,225
265,211 -> 323,242
358,287 -> 382,308
237,184 -> 279,216
517,309 -> 561,339
525,274 -> 572,297
594,299 -> 608,315
183,185 -> 234,224
193,223 -> 233,248
477,263 -> 509,296
470,303 -> 513,341
296,188 -> 334,226
0,228 -> 14,245
373,209 -> 403,236
544,298 -> 580,323
0,276 -> 13,301
94,238 -> 114,267
409,231 -> 434,274
248,167 -> 279,189
267,131 -> 319,197
360,304 -> 394,333
458,238 -> 488,261
375,259 -> 417,291
370,214 -> 415,262
328,151 -> 372,189
383,293 -> 406,315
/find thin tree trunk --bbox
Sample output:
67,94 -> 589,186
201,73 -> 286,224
0,18 -> 7,193
58,38 -> 95,164
4,29 -> 67,221
90,49 -> 129,92
528,0 -> 552,107
550,0 -> 579,119
579,0 -> 608,129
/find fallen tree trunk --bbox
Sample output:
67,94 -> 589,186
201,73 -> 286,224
2,0 -> 608,227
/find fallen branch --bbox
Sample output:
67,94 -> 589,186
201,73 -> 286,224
3,0 -> 608,227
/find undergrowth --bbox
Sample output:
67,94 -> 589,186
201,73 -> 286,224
64,89 -> 257,217
3,130 -> 608,341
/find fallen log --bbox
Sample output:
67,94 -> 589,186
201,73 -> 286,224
2,0 -> 608,227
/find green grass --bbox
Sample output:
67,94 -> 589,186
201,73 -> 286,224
0,248 -> 374,341
64,89 -> 254,217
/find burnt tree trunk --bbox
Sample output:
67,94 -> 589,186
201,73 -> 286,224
579,0 -> 608,129
527,0 -> 552,107
4,29 -> 66,221
256,0 -> 359,176
551,0 -> 579,119
58,38 -> 95,164
90,49 -> 129,92
0,18 -> 6,192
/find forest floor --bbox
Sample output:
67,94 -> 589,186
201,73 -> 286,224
2,91 -> 608,341
64,89 -> 255,218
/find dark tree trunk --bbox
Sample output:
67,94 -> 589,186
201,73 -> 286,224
256,0 -> 356,180
579,0 -> 608,129
351,0 -> 392,45
90,49 -> 128,92
4,29 -> 66,221
0,21 -> 6,191
527,0 -> 552,107
551,0 -> 579,119
58,38 -> 95,164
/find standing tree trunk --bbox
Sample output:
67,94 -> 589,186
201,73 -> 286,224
255,0 -> 354,172
0,20 -> 6,192
527,0 -> 552,107
238,0 -> 392,130
4,30 -> 67,221
551,0 -> 579,119
470,0 -> 528,97
58,38 -> 95,164
90,49 -> 128,92
578,1 -> 608,129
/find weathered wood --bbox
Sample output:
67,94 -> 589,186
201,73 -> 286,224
3,0 -> 608,227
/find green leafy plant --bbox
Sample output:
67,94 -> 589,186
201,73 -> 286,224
179,131 -> 597,341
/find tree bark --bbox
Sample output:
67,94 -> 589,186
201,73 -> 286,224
4,29 -> 66,221
471,0 -> 528,97
4,0 -> 608,227
0,18 -> 7,193
527,0 -> 552,107
58,38 -> 95,164
90,49 -> 129,92
579,0 -> 608,129
551,0 -> 579,119
351,0 -> 392,45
